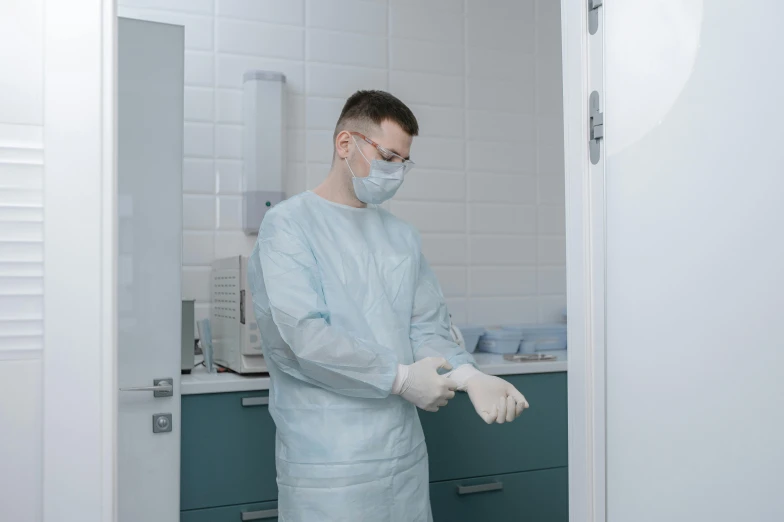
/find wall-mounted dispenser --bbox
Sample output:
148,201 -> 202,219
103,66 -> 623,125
242,70 -> 286,235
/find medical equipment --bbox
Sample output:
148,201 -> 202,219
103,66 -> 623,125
210,256 -> 267,374
504,324 -> 567,353
450,323 -> 485,354
477,328 -> 523,354
181,300 -> 195,374
196,319 -> 215,374
503,353 -> 558,362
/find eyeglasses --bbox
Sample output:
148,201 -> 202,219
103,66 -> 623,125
349,131 -> 415,169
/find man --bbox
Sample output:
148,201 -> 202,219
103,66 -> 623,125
248,90 -> 529,522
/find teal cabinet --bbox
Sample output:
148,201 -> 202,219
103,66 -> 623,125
181,501 -> 278,522
180,391 -> 278,511
180,372 -> 568,521
429,468 -> 568,522
420,372 -> 568,482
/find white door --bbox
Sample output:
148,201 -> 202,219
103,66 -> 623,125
117,18 -> 183,522
604,1 -> 784,520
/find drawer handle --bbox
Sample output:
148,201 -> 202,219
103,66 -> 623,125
242,397 -> 269,407
241,508 -> 278,520
457,481 -> 504,496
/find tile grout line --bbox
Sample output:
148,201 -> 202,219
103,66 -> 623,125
463,0 -> 470,324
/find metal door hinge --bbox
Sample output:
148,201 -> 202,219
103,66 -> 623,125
589,91 -> 603,164
589,0 -> 602,35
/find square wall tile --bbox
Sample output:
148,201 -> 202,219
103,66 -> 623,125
185,52 -> 214,87
539,295 -> 567,324
466,8 -> 536,52
537,206 -> 565,236
182,266 -> 212,301
308,29 -> 386,68
119,0 -> 212,15
395,170 -> 466,202
538,236 -> 566,265
215,231 -> 257,258
306,97 -> 345,130
217,89 -> 242,124
467,46 -> 535,83
183,195 -> 216,230
470,267 -> 537,297
538,143 -> 565,175
184,87 -> 214,123
538,266 -> 566,295
307,130 -> 335,163
420,234 -> 467,265
536,58 -> 564,116
538,174 -> 565,205
470,236 -> 536,266
466,0 -> 534,20
306,163 -> 330,189
469,204 -> 536,235
467,76 -> 535,114
390,39 -> 463,76
216,160 -> 243,194
390,0 -> 464,44
389,201 -> 465,233
306,63 -> 387,98
467,140 -> 536,173
466,111 -> 536,143
218,19 -> 304,59
217,196 -> 243,230
216,124 -> 243,160
468,297 -> 538,325
432,267 -> 467,297
537,116 -> 564,146
182,232 -> 215,266
445,298 -> 468,324
390,70 -> 463,107
288,93 -> 306,129
184,122 -> 214,158
410,105 -> 464,139
411,137 -> 465,170
307,0 -> 387,34
184,158 -> 215,194
217,0 -> 305,25
288,130 -> 306,162
468,173 -> 537,205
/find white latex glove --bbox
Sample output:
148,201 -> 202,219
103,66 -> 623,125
448,365 -> 529,424
392,357 -> 458,412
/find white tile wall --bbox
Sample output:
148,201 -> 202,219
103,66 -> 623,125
118,0 -> 565,326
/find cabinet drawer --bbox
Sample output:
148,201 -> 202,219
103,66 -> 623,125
181,501 -> 278,522
420,372 -> 567,482
181,392 -> 277,510
430,468 -> 568,522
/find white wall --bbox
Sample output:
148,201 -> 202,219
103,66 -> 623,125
117,0 -> 565,328
0,0 -> 45,520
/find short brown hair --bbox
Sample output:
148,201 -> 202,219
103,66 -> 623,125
334,90 -> 419,139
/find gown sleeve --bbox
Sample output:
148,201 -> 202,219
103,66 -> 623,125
248,209 -> 398,398
409,253 -> 477,370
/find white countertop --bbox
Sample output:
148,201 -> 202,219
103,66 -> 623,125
181,351 -> 567,395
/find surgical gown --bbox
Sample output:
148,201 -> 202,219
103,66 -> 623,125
248,191 -> 476,522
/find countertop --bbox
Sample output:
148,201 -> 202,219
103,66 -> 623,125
181,351 -> 567,395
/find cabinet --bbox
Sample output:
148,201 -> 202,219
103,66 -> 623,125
180,372 -> 567,521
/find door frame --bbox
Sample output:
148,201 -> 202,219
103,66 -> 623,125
42,0 -> 117,520
561,0 -> 607,521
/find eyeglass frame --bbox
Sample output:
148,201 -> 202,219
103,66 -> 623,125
348,131 -> 416,170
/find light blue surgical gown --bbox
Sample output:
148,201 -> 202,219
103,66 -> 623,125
248,191 -> 476,522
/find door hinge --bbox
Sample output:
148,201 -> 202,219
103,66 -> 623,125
589,0 -> 602,35
589,91 -> 603,165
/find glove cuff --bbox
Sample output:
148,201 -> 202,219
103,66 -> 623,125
445,364 -> 483,390
391,364 -> 410,395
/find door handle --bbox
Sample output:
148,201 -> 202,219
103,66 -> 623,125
241,508 -> 278,520
457,481 -> 503,495
242,396 -> 269,407
120,378 -> 174,398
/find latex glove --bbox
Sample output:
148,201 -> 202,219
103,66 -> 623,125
392,357 -> 458,412
448,365 -> 529,424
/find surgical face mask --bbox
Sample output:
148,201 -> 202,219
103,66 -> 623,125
345,136 -> 408,205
